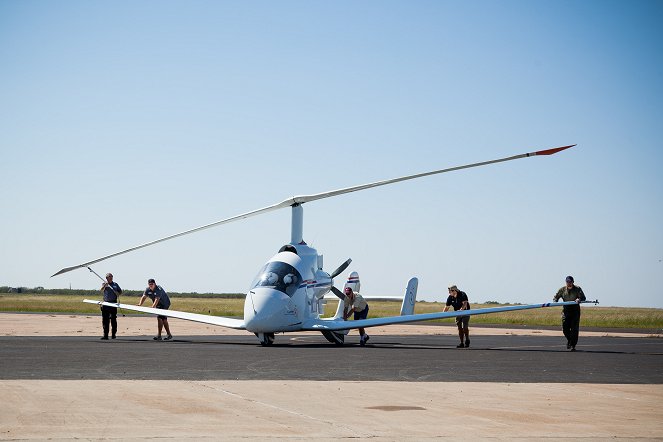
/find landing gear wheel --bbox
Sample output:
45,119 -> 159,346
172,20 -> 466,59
321,330 -> 345,345
256,332 -> 275,346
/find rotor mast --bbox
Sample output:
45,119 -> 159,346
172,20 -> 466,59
291,204 -> 303,244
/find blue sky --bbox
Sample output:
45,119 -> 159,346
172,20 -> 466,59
1,0 -> 661,308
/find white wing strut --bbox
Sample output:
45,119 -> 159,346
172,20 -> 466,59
83,300 -> 246,329
53,144 -> 575,277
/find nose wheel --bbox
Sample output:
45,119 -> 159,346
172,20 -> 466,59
256,332 -> 275,346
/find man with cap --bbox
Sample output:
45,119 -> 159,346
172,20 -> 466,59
343,287 -> 370,345
553,276 -> 586,351
138,278 -> 173,341
443,285 -> 471,348
99,273 -> 122,340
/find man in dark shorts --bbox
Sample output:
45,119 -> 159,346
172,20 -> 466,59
138,278 -> 172,341
99,272 -> 122,340
443,285 -> 471,348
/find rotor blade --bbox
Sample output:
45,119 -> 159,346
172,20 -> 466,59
288,144 -> 576,206
330,258 -> 352,279
330,286 -> 345,300
51,199 -> 293,277
52,144 -> 574,277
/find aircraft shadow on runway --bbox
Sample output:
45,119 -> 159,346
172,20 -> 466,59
101,336 -> 663,356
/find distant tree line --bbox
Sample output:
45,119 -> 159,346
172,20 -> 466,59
0,286 -> 245,299
1,286 -> 519,304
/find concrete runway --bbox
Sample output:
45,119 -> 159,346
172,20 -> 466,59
2,315 -> 662,440
2,333 -> 662,383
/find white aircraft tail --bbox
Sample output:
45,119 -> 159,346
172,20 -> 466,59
333,273 -> 417,316
400,277 -> 418,316
343,271 -> 360,293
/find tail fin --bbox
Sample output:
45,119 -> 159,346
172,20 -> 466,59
400,277 -> 418,316
344,271 -> 360,293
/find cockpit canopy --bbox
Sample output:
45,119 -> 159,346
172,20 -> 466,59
250,261 -> 302,297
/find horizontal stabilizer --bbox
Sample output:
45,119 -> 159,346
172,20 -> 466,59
83,300 -> 246,329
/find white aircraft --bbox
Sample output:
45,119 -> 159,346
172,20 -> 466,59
53,144 -> 596,346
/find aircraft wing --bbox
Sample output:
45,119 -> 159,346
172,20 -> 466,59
83,300 -> 246,329
301,300 -> 597,331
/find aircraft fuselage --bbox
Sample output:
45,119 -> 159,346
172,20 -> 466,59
243,243 -> 332,334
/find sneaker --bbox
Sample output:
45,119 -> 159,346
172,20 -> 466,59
363,335 -> 370,344
570,346 -> 576,352
567,342 -> 571,349
164,335 -> 172,341
456,343 -> 465,348
111,335 -> 116,339
465,339 -> 470,348
153,336 -> 162,341
100,336 -> 109,340
359,337 -> 366,346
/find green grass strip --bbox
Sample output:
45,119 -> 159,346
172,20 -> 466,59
1,295 -> 661,329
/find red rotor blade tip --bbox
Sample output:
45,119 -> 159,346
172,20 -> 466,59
535,144 -> 576,156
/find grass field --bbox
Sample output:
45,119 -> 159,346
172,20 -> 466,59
1,294 -> 662,329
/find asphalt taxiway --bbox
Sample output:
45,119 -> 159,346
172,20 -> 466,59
2,333 -> 661,383
2,314 -> 662,440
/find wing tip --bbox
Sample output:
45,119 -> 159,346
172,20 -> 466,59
535,144 -> 577,156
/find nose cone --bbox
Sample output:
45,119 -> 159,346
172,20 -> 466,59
244,288 -> 291,333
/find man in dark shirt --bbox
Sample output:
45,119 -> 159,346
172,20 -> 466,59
99,273 -> 122,340
554,275 -> 586,351
443,285 -> 471,348
138,278 -> 173,341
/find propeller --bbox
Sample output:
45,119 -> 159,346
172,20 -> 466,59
331,286 -> 345,300
329,258 -> 352,300
330,258 -> 352,279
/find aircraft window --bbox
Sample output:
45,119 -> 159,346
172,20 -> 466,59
278,244 -> 298,255
250,261 -> 302,297
261,272 -> 278,285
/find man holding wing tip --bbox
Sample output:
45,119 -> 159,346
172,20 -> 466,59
554,275 -> 586,351
138,278 -> 173,341
443,285 -> 471,348
99,272 -> 121,340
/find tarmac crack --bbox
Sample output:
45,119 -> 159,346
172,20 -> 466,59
197,382 -> 372,438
